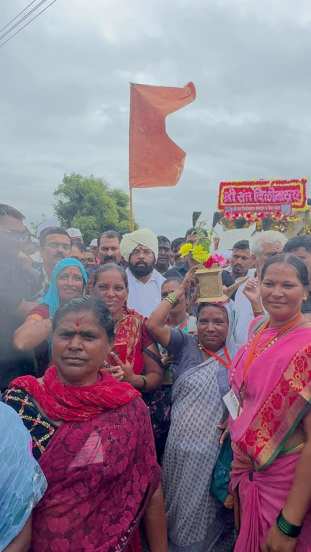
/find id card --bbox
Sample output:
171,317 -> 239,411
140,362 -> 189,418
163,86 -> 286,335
223,388 -> 240,420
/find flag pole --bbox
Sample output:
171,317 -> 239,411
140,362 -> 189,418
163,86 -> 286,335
129,186 -> 134,231
129,82 -> 135,232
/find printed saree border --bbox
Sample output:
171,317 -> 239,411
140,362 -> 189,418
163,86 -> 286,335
113,310 -> 144,367
235,345 -> 311,469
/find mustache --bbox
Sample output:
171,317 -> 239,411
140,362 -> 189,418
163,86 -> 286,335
130,261 -> 154,277
134,261 -> 148,267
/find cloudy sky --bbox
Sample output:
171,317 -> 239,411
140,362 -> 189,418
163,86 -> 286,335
1,0 -> 311,239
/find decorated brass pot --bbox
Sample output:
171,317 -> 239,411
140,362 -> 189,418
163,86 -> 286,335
195,266 -> 228,303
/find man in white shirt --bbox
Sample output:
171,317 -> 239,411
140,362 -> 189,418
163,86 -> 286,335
233,281 -> 256,347
229,240 -> 253,282
98,230 -> 122,265
120,228 -> 165,317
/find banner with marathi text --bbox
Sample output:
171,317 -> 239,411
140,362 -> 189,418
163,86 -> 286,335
218,179 -> 307,216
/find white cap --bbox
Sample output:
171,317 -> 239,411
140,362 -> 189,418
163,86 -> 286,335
67,227 -> 83,240
90,238 -> 98,247
37,217 -> 60,238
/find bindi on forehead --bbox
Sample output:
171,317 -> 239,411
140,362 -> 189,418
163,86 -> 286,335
59,312 -> 94,330
72,313 -> 90,327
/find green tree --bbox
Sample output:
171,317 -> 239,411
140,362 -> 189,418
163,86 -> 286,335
54,174 -> 134,243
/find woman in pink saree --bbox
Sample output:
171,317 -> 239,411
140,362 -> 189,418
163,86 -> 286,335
230,254 -> 311,552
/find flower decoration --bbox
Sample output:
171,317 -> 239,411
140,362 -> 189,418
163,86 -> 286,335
212,254 -> 226,267
178,222 -> 226,269
179,222 -> 213,264
192,244 -> 210,263
179,242 -> 193,257
220,205 -> 310,233
203,254 -> 226,269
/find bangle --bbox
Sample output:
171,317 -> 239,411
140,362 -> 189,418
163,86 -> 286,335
164,292 -> 179,306
276,511 -> 302,538
141,375 -> 147,389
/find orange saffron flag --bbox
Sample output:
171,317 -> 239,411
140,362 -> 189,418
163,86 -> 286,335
129,82 -> 196,188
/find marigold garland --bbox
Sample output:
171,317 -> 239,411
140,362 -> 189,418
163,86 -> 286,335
179,243 -> 193,257
192,244 -> 210,263
178,223 -> 226,269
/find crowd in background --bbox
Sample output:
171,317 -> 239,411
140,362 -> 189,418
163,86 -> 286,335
1,202 -> 311,552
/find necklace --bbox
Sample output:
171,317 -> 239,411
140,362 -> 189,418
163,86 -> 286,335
199,344 -> 231,369
239,312 -> 304,404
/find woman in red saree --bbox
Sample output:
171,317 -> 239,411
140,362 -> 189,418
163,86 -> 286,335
92,263 -> 163,388
5,296 -> 167,552
93,264 -> 167,459
230,254 -> 311,552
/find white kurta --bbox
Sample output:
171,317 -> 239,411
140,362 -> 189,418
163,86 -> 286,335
233,281 -> 255,347
126,268 -> 165,317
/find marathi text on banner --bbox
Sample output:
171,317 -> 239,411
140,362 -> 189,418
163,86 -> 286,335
218,179 -> 307,212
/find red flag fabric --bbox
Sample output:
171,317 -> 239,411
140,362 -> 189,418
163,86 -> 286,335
129,82 -> 196,189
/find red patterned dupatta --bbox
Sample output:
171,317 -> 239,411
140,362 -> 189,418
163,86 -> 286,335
230,326 -> 311,470
10,365 -> 139,422
110,308 -> 153,375
30,397 -> 160,551
10,368 -> 160,551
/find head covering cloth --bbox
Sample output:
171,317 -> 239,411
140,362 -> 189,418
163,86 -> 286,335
40,257 -> 88,318
198,299 -> 237,359
120,228 -> 158,262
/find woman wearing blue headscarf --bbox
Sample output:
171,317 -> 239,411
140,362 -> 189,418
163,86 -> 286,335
0,402 -> 46,551
14,258 -> 88,375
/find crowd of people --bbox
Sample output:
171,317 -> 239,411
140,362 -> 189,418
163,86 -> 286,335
0,201 -> 311,552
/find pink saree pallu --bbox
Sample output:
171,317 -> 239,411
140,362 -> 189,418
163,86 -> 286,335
230,325 -> 311,552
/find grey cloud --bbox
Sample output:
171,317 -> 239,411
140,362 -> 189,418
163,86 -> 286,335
0,0 -> 311,236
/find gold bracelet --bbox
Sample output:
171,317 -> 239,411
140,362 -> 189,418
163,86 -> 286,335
164,292 -> 178,306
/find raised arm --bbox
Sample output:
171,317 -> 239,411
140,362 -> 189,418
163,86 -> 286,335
14,314 -> 52,351
146,299 -> 174,348
243,277 -> 264,317
147,268 -> 196,347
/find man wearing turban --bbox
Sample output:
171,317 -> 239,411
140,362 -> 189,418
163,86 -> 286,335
120,228 -> 165,317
